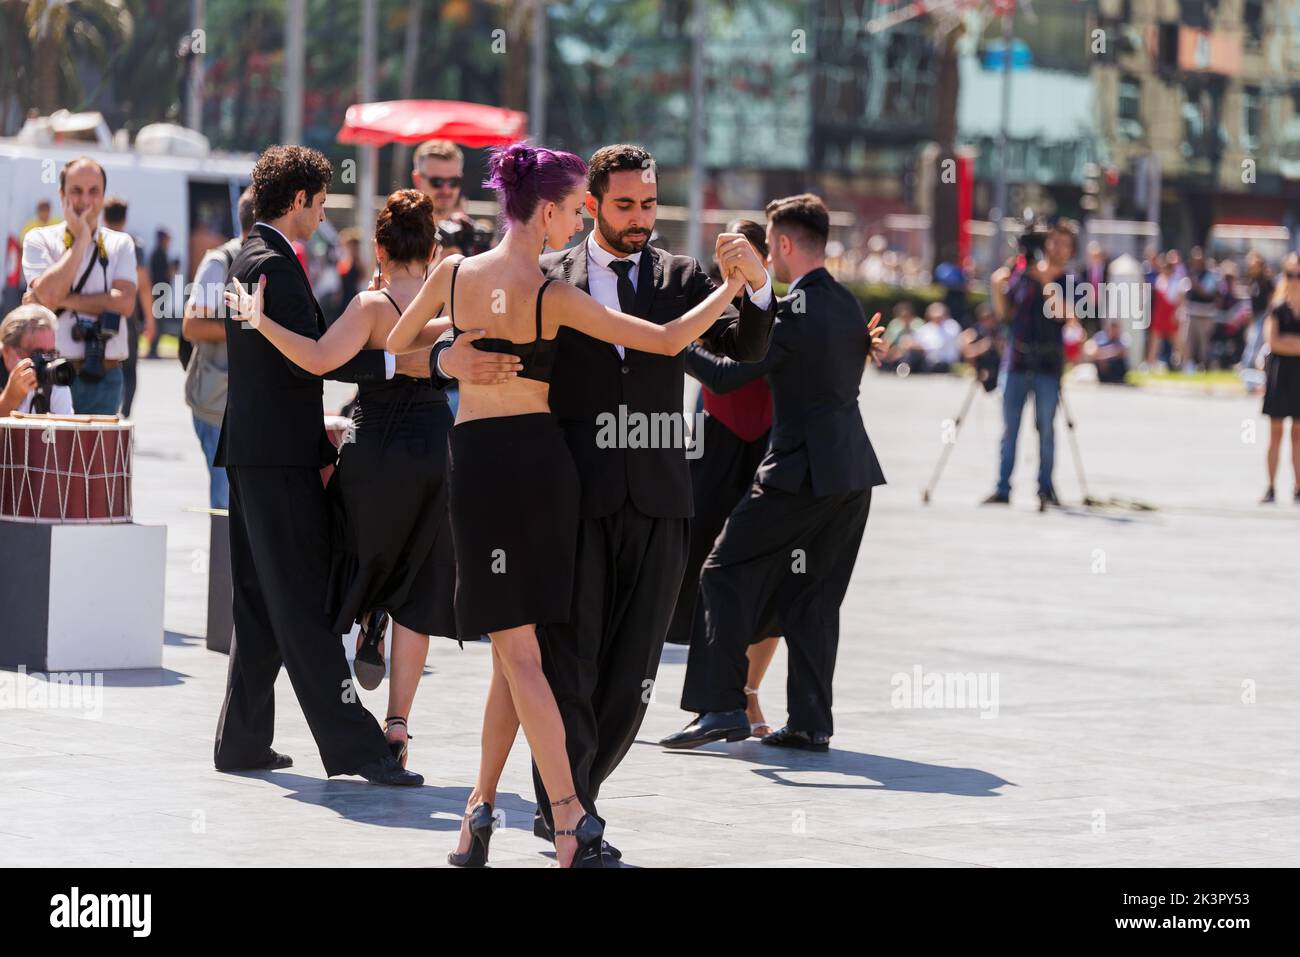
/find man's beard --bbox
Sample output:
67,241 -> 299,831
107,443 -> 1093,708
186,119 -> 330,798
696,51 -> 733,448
596,213 -> 650,255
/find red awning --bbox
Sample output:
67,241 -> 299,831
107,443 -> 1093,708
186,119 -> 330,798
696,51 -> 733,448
337,100 -> 528,148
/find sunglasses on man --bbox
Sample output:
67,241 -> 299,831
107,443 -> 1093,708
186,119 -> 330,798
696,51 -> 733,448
419,175 -> 462,189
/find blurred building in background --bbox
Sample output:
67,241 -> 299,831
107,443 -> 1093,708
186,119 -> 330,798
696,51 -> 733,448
3,0 -> 1299,277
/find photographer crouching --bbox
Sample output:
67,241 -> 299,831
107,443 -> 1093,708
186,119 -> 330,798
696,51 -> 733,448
20,157 -> 138,415
0,304 -> 75,416
982,218 -> 1079,509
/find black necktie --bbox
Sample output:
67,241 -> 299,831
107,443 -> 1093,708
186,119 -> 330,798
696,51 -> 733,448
610,259 -> 637,316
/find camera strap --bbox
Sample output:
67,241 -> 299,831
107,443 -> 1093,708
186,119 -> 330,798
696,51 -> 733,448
56,236 -> 110,322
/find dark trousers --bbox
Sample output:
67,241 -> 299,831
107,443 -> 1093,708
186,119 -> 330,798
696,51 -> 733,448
214,465 -> 389,775
666,415 -> 769,645
534,503 -> 688,826
121,315 -> 140,418
681,479 -> 871,736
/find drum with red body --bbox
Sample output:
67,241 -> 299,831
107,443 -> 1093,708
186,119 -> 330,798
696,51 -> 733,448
0,414 -> 133,523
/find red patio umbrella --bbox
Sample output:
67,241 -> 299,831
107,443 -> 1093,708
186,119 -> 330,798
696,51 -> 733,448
337,99 -> 528,148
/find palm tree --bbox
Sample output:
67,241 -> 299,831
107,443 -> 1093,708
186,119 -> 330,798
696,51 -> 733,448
23,0 -> 134,115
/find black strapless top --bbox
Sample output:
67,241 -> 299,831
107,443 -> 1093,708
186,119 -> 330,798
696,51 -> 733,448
448,262 -> 558,383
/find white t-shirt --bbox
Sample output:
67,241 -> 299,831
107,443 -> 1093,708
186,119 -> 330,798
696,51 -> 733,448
22,223 -> 138,361
16,384 -> 74,415
187,246 -> 233,314
915,317 -> 962,366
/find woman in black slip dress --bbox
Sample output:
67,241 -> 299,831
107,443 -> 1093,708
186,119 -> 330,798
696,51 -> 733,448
1260,251 -> 1300,504
224,189 -> 456,767
386,141 -> 747,868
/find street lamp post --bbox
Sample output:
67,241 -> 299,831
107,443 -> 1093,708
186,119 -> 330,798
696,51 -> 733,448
283,0 -> 304,144
357,0 -> 378,273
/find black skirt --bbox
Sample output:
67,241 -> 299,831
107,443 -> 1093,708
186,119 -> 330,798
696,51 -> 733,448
328,376 -> 459,639
1263,354 -> 1300,419
447,412 -> 580,635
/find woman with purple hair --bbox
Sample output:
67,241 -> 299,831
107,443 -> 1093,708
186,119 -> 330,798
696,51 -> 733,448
387,140 -> 746,867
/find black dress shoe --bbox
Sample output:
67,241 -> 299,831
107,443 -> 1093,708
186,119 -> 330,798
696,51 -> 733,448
981,492 -> 1010,505
356,755 -> 424,786
216,749 -> 293,772
658,710 -> 750,750
760,726 -> 830,752
533,809 -> 622,859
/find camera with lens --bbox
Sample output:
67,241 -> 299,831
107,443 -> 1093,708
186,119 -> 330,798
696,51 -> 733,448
436,217 -> 493,257
69,311 -> 121,382
29,349 -> 76,413
1017,218 -> 1049,260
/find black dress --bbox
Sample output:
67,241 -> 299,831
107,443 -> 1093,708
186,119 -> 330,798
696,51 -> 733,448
444,265 -> 579,635
1263,302 -> 1300,419
328,293 -> 458,639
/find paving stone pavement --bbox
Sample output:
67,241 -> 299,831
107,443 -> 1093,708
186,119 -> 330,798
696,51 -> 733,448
2,359 -> 1297,867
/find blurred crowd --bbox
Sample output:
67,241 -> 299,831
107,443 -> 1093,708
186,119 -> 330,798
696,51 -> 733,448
866,237 -> 1287,389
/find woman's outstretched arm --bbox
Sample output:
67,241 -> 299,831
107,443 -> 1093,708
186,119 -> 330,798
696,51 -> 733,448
555,268 -> 746,356
225,274 -> 375,377
387,255 -> 461,354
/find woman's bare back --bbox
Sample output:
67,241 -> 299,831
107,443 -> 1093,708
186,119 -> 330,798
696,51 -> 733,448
450,252 -> 554,421
359,286 -> 433,375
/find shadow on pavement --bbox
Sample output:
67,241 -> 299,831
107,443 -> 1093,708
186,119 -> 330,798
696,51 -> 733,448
650,740 -> 1011,797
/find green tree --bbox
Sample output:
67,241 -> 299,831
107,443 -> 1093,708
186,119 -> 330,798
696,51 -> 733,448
21,0 -> 135,115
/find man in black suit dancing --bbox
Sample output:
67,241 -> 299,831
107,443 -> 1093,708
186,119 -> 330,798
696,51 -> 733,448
661,193 -> 886,753
213,145 -> 420,785
433,144 -> 774,862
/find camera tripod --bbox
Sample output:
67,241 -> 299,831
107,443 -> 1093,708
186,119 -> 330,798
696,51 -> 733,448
921,374 -> 1102,509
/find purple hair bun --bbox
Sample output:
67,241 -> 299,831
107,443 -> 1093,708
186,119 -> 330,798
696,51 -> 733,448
484,140 -> 588,226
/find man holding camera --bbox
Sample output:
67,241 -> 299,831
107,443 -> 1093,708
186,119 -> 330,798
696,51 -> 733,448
983,219 -> 1078,508
0,304 -> 74,416
21,157 -> 138,415
411,138 -> 491,257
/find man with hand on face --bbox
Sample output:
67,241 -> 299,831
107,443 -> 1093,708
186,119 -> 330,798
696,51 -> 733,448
212,145 -> 423,787
21,157 -> 138,415
431,142 -> 776,866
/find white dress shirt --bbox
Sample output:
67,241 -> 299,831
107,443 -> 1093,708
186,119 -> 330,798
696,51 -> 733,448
584,232 -> 773,359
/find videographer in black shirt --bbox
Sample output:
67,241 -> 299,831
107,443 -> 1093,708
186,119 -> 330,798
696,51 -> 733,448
982,218 -> 1078,508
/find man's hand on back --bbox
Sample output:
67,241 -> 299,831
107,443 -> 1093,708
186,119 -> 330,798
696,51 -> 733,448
439,329 -> 521,385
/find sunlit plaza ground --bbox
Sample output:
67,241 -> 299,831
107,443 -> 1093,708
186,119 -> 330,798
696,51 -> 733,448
2,359 -> 1297,867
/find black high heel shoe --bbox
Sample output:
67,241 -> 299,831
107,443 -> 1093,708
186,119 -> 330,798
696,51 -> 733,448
353,609 -> 390,690
384,716 -> 412,768
551,794 -> 605,868
447,802 -> 494,868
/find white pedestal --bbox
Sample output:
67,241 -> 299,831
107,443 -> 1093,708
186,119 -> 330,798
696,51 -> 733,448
0,520 -> 167,671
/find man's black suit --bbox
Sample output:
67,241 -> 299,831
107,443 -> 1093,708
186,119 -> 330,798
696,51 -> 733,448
213,224 -> 392,775
431,236 -> 774,824
680,266 -> 885,736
